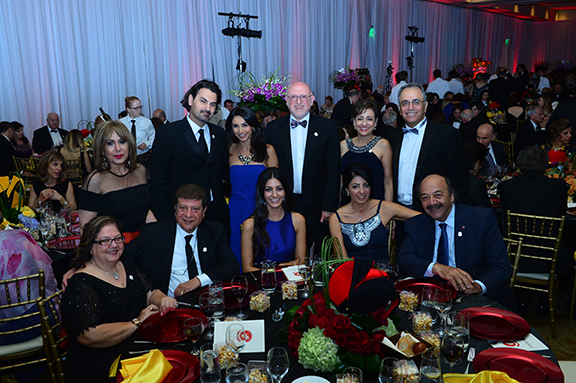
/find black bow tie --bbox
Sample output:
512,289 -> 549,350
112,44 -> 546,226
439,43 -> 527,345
402,127 -> 419,135
291,120 -> 307,129
50,129 -> 58,133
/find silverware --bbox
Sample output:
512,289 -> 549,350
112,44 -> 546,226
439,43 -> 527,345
134,340 -> 185,346
128,350 -> 152,355
177,301 -> 200,308
454,295 -> 471,304
464,347 -> 476,374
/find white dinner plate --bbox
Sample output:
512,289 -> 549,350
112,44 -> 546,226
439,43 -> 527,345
292,376 -> 331,383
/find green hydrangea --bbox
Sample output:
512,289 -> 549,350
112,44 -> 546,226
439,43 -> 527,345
297,327 -> 340,372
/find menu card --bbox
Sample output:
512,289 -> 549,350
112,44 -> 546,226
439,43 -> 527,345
490,333 -> 549,351
213,320 -> 265,353
282,266 -> 303,282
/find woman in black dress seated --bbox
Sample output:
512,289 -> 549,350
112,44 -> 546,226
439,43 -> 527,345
79,121 -> 154,242
62,216 -> 176,383
542,118 -> 575,165
10,121 -> 34,158
329,162 -> 418,261
27,150 -> 77,212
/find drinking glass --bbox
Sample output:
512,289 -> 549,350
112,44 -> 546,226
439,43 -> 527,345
209,280 -> 225,319
261,260 -> 276,293
226,362 -> 249,383
343,367 -> 363,383
231,275 -> 248,319
420,286 -> 439,325
434,289 -> 453,327
183,317 -> 204,356
297,257 -> 310,298
266,347 -> 289,383
225,324 -> 247,356
199,291 -> 216,340
441,328 -> 465,373
376,260 -> 399,282
378,357 -> 398,383
200,343 -> 221,383
445,311 -> 470,365
311,253 -> 324,287
420,349 -> 441,383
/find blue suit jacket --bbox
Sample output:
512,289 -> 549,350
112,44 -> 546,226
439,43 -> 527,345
397,204 -> 515,309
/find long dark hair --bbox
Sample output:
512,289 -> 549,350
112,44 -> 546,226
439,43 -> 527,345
70,216 -> 123,269
251,167 -> 293,261
225,106 -> 268,163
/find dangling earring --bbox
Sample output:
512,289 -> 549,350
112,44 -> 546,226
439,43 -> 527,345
102,156 -> 108,167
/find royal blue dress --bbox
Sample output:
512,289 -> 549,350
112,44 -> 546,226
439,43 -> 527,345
229,164 -> 266,271
255,212 -> 296,265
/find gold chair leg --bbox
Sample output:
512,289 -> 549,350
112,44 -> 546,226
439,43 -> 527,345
549,292 -> 556,339
570,273 -> 576,320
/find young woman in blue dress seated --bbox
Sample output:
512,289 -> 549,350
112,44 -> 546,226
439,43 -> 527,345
240,167 -> 306,272
329,162 -> 419,261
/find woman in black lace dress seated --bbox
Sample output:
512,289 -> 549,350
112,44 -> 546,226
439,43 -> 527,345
329,162 -> 418,261
62,216 -> 176,383
10,121 -> 34,158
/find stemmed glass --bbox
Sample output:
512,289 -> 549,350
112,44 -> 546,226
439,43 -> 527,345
376,260 -> 399,282
199,291 -> 216,340
445,311 -> 470,365
420,286 -> 439,325
441,328 -> 465,373
434,289 -> 453,328
209,280 -> 225,320
183,317 -> 204,356
225,324 -> 247,357
378,357 -> 398,383
231,275 -> 249,319
266,347 -> 289,383
297,258 -> 310,298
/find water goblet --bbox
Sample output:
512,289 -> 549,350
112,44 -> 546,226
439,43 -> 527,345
266,347 -> 289,383
445,311 -> 470,365
434,288 -> 453,327
199,291 -> 216,340
231,275 -> 248,319
420,349 -> 441,383
441,328 -> 465,373
297,257 -> 310,298
225,323 -> 247,356
420,286 -> 439,325
378,357 -> 398,383
226,362 -> 249,383
183,317 -> 204,356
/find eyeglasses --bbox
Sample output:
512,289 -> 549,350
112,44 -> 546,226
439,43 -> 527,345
94,235 -> 125,246
130,106 -> 144,110
286,94 -> 312,102
399,99 -> 425,108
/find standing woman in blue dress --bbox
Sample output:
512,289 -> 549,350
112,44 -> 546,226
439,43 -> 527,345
240,167 -> 306,272
226,107 -> 278,270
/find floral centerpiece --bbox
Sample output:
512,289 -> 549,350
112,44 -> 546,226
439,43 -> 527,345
546,152 -> 576,202
0,174 -> 39,230
486,101 -> 505,124
329,67 -> 362,90
450,63 -> 474,80
229,69 -> 290,113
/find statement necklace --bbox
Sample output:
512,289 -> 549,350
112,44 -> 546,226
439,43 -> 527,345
352,205 -> 369,244
91,260 -> 120,280
238,153 -> 254,165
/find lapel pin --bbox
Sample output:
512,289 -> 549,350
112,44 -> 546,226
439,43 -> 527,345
203,247 -> 208,252
129,275 -> 134,280
314,132 -> 318,137
212,135 -> 215,139
461,226 -> 466,230
458,232 -> 463,237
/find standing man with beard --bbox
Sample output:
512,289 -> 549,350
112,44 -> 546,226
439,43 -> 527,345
396,175 -> 515,310
150,80 -> 230,232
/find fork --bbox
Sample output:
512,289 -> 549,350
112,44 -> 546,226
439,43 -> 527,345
464,347 -> 476,374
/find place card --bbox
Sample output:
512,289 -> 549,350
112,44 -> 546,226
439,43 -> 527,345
282,265 -> 303,282
491,333 -> 549,351
213,320 -> 265,353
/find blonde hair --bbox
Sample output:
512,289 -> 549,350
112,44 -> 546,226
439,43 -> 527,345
92,121 -> 138,172
62,129 -> 85,153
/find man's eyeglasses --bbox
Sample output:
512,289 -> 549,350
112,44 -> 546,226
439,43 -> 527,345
286,95 -> 312,102
130,106 -> 144,110
94,236 -> 125,247
399,99 -> 425,108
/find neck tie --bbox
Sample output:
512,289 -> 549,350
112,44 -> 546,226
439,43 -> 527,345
185,234 -> 199,278
437,223 -> 450,266
198,129 -> 209,163
291,120 -> 307,129
402,127 -> 419,135
130,120 -> 136,139
50,129 -> 58,134
485,150 -> 497,175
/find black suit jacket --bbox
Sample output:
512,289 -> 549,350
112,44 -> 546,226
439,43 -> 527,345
514,120 -> 549,158
330,98 -> 352,127
32,126 -> 67,154
489,77 -> 513,110
0,135 -> 17,176
459,116 -> 489,144
389,120 -> 469,211
124,218 -> 239,295
149,117 -> 230,229
480,141 -> 508,173
396,204 -> 515,309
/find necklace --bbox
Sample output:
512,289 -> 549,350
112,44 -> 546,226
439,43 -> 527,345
91,260 -> 120,280
352,204 -> 369,244
238,153 -> 254,165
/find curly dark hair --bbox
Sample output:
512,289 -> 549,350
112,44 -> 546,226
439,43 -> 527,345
225,106 -> 268,163
36,150 -> 68,184
70,216 -> 123,269
180,79 -> 222,111
173,183 -> 207,209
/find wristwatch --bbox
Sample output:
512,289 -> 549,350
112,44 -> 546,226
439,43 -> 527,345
132,318 -> 142,327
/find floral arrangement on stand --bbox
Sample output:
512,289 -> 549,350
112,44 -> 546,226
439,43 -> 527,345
546,151 -> 576,202
0,174 -> 39,230
451,63 -> 474,81
486,102 -> 505,124
229,69 -> 291,113
329,68 -> 362,90
283,238 -> 398,374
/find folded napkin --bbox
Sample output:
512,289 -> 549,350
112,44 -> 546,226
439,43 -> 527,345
443,371 -> 521,383
117,349 -> 173,383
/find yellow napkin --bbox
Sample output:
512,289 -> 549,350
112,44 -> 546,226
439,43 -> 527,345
443,371 -> 521,383
117,349 -> 173,383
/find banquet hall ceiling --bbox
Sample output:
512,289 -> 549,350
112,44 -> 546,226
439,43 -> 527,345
426,0 -> 576,21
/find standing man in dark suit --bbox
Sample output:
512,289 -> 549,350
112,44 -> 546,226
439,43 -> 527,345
489,68 -> 513,110
476,123 -> 508,174
125,184 -> 239,297
32,113 -> 68,154
388,83 -> 469,212
150,79 -> 230,232
0,121 -> 17,176
514,105 -> 548,158
330,85 -> 361,127
265,82 -> 340,250
396,174 -> 515,310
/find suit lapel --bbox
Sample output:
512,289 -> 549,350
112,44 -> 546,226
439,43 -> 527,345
164,220 -> 179,285
302,116 -> 318,175
182,118 -> 202,160
454,205 -> 464,268
195,223 -> 208,277
416,122 -> 435,177
279,121 -> 294,180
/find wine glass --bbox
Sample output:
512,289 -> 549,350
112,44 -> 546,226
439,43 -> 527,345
420,349 -> 441,383
183,317 -> 204,356
376,260 -> 399,282
199,291 -> 216,340
225,324 -> 247,356
231,275 -> 248,319
434,289 -> 453,328
209,280 -> 225,319
420,286 -> 439,325
378,357 -> 398,383
297,257 -> 310,298
441,328 -> 465,373
445,311 -> 470,365
266,347 -> 289,383
225,362 -> 249,383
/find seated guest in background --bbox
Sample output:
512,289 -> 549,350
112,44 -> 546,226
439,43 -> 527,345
224,99 -> 234,112
0,121 -> 17,176
241,167 -> 306,272
442,92 -> 469,119
541,118 -> 575,164
476,123 -> 508,174
464,141 -> 491,208
374,108 -> 398,139
425,92 -> 442,120
446,103 -> 465,129
125,184 -> 239,297
119,96 -> 155,168
27,150 -> 76,212
60,129 -> 92,180
79,121 -> 154,241
62,216 -> 177,383
32,112 -> 67,154
152,108 -> 169,124
10,121 -> 34,158
320,96 -> 335,117
514,105 -> 548,158
396,174 -> 515,310
329,162 -> 418,261
504,92 -> 526,136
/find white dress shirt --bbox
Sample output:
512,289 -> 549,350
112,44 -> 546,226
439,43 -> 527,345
390,81 -> 407,106
487,144 -> 497,164
426,78 -> 451,100
290,113 -> 310,195
448,79 -> 465,95
168,224 -> 212,298
119,115 -> 155,155
397,118 -> 427,206
49,129 -> 64,147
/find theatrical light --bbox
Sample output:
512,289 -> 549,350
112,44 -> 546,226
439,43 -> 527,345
369,25 -> 375,37
221,27 -> 262,39
405,35 -> 425,43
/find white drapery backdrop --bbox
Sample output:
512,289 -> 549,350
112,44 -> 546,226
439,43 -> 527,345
1,0 -> 575,137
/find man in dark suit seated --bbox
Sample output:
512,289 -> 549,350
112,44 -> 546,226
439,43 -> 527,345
124,184 -> 239,298
396,174 -> 515,310
0,121 -> 17,176
514,105 -> 548,158
476,123 -> 508,174
32,113 -> 68,154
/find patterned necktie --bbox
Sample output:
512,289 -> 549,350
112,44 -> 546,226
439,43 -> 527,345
130,120 -> 136,139
198,129 -> 209,163
402,127 -> 419,135
185,234 -> 199,278
437,223 -> 450,266
291,120 -> 307,129
485,151 -> 497,175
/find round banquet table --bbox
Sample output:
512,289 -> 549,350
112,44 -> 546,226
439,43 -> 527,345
121,273 -> 559,382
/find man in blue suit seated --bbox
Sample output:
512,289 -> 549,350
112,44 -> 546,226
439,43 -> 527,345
396,174 -> 516,311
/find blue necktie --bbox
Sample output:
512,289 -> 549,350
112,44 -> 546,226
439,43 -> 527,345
437,223 -> 449,266
486,151 -> 497,175
402,127 -> 419,135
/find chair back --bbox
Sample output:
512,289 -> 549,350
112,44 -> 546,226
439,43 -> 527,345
38,290 -> 68,383
12,156 -> 39,176
65,158 -> 82,186
494,139 -> 513,168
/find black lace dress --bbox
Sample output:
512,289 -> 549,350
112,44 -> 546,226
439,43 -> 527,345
62,259 -> 154,382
